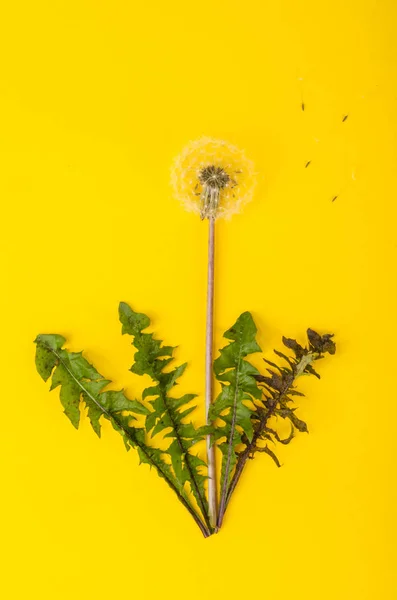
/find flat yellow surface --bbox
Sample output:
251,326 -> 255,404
1,1 -> 396,598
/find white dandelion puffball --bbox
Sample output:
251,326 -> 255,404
171,137 -> 256,220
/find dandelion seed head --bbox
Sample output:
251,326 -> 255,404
171,137 -> 256,220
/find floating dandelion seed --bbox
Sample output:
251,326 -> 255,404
298,76 -> 305,111
171,137 -> 256,220
331,169 -> 357,202
171,137 -> 256,529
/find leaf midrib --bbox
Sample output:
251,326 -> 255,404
218,340 -> 243,520
161,388 -> 211,530
224,352 -> 315,510
40,341 -> 211,536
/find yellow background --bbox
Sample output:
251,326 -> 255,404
1,1 -> 396,598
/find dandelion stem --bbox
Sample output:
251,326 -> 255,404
205,215 -> 217,529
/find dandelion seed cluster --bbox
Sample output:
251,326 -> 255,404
171,137 -> 256,219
